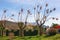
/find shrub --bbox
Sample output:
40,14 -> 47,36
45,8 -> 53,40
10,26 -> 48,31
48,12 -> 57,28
46,27 -> 56,36
24,30 -> 38,36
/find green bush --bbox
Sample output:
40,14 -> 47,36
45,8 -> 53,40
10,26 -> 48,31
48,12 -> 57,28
24,30 -> 38,36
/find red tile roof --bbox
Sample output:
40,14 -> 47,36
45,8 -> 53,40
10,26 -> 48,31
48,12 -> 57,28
55,25 -> 60,29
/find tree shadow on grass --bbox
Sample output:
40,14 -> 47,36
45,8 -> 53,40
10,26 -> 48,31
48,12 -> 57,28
44,35 -> 56,38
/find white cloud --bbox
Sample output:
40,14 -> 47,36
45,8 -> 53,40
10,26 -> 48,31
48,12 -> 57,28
5,0 -> 35,5
5,0 -> 19,4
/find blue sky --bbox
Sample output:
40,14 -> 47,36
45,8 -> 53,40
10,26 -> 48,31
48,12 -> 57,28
0,0 -> 60,26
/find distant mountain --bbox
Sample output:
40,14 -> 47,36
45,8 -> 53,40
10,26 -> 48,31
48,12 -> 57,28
42,25 -> 49,28
26,22 -> 37,25
0,20 -> 37,30
29,22 -> 49,28
0,20 -> 48,31
31,22 -> 37,25
0,20 -> 19,30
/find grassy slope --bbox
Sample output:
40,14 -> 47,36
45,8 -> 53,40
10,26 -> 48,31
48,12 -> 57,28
0,34 -> 60,40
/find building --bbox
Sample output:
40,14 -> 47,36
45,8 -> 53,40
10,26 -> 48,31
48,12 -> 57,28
55,25 -> 60,33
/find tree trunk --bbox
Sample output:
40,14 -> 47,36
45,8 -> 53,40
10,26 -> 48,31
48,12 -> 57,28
19,28 -> 24,37
0,30 -> 2,36
38,26 -> 43,36
39,26 -> 43,35
21,29 -> 24,37
38,21 -> 45,36
3,30 -> 6,36
1,30 -> 3,36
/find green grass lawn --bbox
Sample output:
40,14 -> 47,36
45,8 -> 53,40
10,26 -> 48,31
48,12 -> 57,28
0,34 -> 60,40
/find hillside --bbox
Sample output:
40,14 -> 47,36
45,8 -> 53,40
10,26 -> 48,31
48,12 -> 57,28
0,20 -> 36,31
